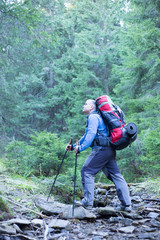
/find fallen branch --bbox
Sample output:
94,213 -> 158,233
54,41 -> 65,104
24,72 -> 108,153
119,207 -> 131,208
1,195 -> 46,218
13,234 -> 36,240
143,198 -> 160,202
43,220 -> 49,240
143,207 -> 160,213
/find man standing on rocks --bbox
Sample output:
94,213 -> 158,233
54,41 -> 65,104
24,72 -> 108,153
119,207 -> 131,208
66,99 -> 131,211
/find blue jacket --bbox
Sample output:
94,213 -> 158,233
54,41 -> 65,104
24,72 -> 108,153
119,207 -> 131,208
76,111 -> 108,152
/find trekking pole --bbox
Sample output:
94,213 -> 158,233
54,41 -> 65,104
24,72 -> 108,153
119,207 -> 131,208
47,138 -> 72,201
72,140 -> 78,217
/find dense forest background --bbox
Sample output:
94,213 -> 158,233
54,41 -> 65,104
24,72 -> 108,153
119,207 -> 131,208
0,0 -> 160,185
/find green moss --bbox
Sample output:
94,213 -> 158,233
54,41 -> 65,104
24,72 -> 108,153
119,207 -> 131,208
129,178 -> 160,199
0,197 -> 8,211
0,196 -> 13,220
142,178 -> 160,198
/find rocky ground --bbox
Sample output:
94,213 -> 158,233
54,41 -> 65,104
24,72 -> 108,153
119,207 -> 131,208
0,173 -> 160,240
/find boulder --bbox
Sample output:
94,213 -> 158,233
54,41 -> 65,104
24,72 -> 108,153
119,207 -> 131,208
31,219 -> 43,227
147,212 -> 159,219
98,206 -> 142,219
49,219 -> 70,229
98,206 -> 117,216
62,205 -> 96,219
119,226 -> 135,234
34,197 -> 66,215
0,223 -> 16,235
6,218 -> 30,225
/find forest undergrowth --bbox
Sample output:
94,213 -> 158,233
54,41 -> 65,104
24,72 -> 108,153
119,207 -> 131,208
0,159 -> 159,221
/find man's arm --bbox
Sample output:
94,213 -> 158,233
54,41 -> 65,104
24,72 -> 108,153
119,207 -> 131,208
69,134 -> 86,151
78,114 -> 99,152
66,114 -> 99,153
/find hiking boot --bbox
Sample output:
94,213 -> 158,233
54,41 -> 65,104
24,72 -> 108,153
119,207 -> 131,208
115,205 -> 132,212
74,200 -> 92,210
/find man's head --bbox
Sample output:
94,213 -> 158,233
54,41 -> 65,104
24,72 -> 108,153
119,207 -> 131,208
83,99 -> 96,115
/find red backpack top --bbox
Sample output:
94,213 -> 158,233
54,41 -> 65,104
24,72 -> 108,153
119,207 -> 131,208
96,95 -> 137,150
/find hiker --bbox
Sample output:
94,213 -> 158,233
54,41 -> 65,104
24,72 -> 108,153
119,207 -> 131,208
66,99 -> 131,211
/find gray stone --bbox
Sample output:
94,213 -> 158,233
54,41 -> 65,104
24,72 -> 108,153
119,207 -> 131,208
3,236 -> 11,240
131,196 -> 142,202
49,232 -> 66,239
92,230 -> 109,237
132,220 -> 139,226
77,233 -> 86,239
150,219 -> 160,227
72,228 -> 80,234
133,218 -> 151,226
137,233 -> 153,239
137,218 -> 150,224
6,218 -> 30,225
109,216 -> 120,223
142,225 -> 157,232
95,188 -> 106,195
98,206 -> 117,216
98,206 -> 141,219
62,205 -> 96,219
147,212 -> 159,219
109,227 -> 117,232
119,226 -> 135,234
127,234 -> 136,238
31,219 -> 43,227
13,223 -> 23,233
92,236 -> 103,240
49,219 -> 70,229
144,207 -> 160,213
34,196 -> 66,214
121,211 -> 143,220
122,218 -> 133,226
0,223 -> 16,235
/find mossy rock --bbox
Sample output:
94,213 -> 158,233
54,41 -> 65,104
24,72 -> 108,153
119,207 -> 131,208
0,196 -> 13,220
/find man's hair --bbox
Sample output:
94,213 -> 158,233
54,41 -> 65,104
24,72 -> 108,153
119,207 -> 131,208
87,99 -> 96,110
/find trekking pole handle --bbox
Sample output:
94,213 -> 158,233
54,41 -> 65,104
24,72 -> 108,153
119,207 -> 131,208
69,137 -> 72,145
75,140 -> 79,154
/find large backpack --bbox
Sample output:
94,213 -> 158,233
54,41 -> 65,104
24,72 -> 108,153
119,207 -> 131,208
96,95 -> 138,150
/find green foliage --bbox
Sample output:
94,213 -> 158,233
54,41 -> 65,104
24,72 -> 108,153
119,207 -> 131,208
0,0 -> 58,142
116,142 -> 144,182
4,131 -> 72,177
112,0 -> 160,98
29,131 -> 68,176
4,140 -> 35,176
140,177 -> 160,198
140,128 -> 160,177
0,0 -> 160,182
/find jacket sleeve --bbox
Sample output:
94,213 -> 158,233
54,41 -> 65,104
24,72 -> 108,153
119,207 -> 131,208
72,133 -> 86,150
78,114 -> 99,152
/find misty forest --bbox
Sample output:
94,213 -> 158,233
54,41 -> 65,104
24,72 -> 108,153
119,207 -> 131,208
0,0 -> 160,230
1,0 -> 159,181
0,0 -> 160,239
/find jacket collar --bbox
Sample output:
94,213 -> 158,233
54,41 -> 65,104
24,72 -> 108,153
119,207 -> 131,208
87,111 -> 97,118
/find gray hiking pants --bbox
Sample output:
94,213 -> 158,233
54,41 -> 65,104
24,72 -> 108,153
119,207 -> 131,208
81,146 -> 131,207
